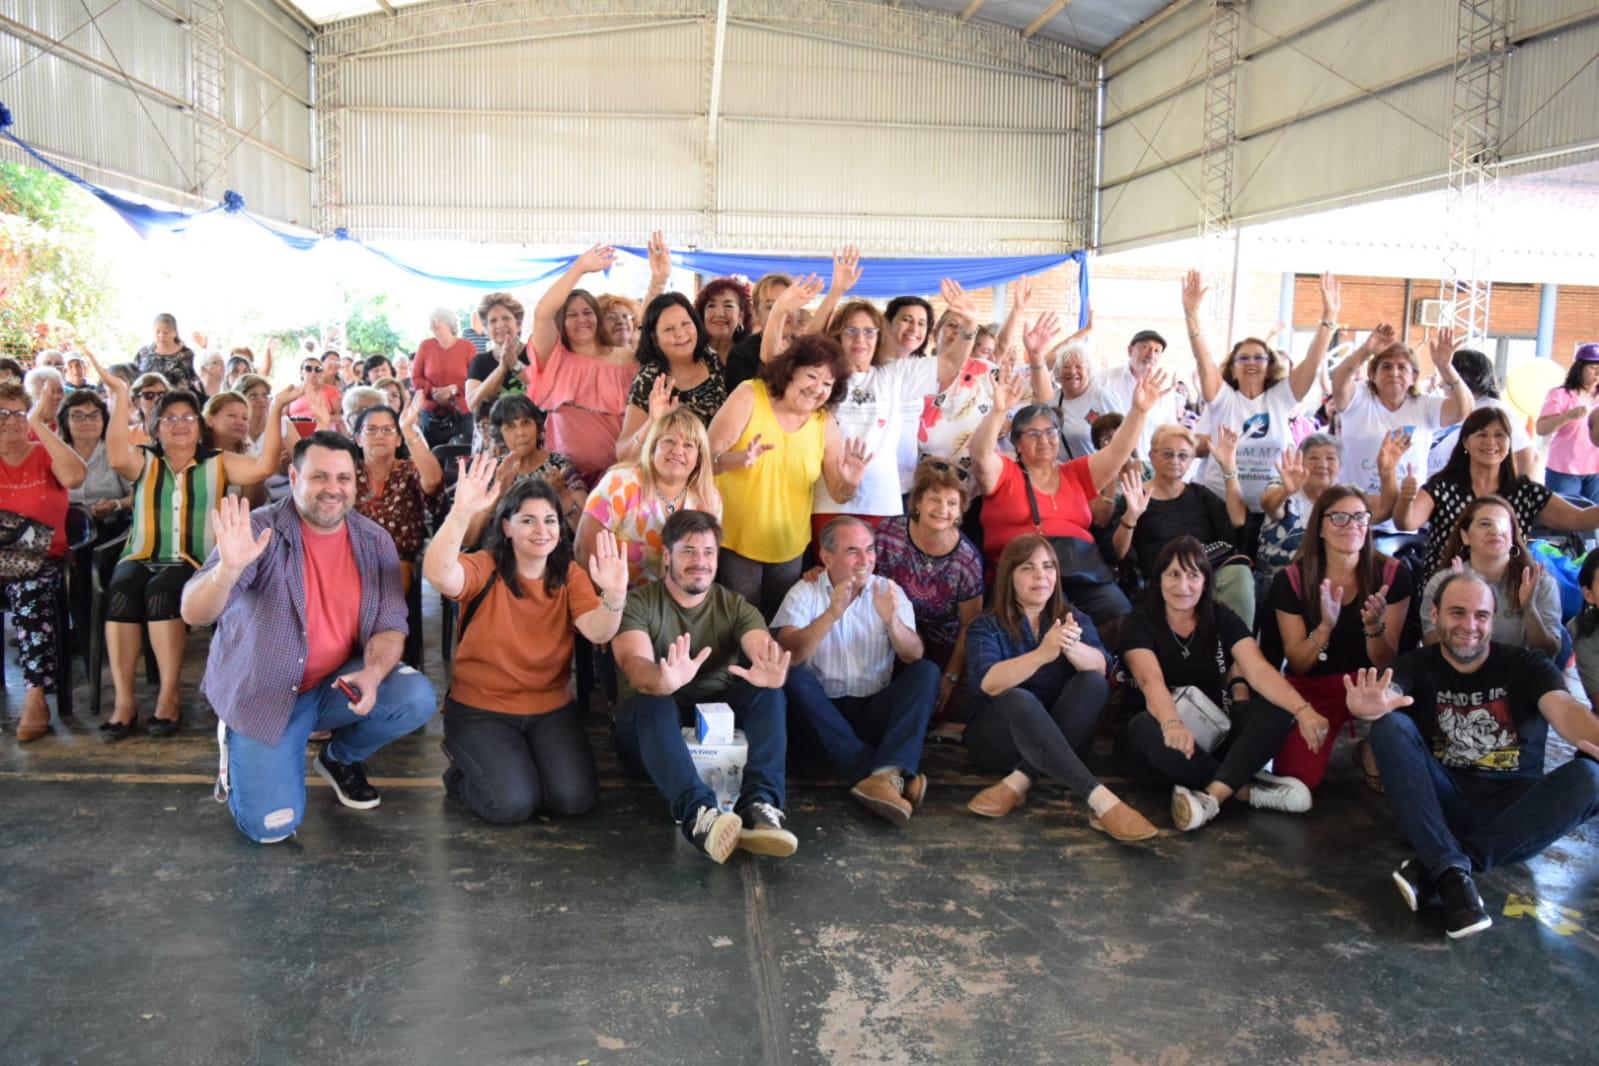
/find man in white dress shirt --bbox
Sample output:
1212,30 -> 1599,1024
773,517 -> 940,826
1099,329 -> 1182,456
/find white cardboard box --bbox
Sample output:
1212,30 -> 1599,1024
681,727 -> 747,813
694,703 -> 736,745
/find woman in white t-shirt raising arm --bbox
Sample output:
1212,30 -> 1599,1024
1184,270 -> 1340,547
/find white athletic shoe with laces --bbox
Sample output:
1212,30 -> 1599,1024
1247,771 -> 1313,814
1171,785 -> 1220,832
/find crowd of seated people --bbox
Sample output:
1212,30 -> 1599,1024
7,263 -> 1599,944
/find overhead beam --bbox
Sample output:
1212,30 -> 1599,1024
959,1 -> 986,21
374,0 -> 397,14
1022,0 -> 1070,40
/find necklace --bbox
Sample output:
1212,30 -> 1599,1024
656,483 -> 688,516
1169,625 -> 1195,660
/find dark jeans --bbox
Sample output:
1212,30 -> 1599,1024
442,698 -> 599,824
964,672 -> 1110,800
420,408 -> 470,449
1368,710 -> 1599,881
1115,696 -> 1295,793
715,548 -> 802,623
784,659 -> 939,781
1545,470 -> 1599,507
613,680 -> 786,832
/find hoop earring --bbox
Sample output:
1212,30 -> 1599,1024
1508,544 -> 1521,558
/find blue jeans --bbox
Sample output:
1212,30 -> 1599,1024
1544,469 -> 1599,506
613,680 -> 786,832
1369,711 -> 1599,880
224,657 -> 437,843
784,659 -> 939,781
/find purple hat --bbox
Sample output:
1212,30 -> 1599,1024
1576,342 -> 1599,363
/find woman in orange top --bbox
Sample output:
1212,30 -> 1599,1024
423,455 -> 630,824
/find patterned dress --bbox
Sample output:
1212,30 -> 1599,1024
583,465 -> 721,587
872,515 -> 984,668
355,459 -> 437,559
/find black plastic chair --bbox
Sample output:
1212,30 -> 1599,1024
433,444 -> 472,489
1,506 -> 95,719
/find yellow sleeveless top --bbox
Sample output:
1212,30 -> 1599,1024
718,380 -> 826,563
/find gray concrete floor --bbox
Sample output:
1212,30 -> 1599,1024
3,591 -> 1598,1065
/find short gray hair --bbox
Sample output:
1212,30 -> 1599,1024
341,385 -> 385,422
819,515 -> 872,554
429,307 -> 458,335
23,365 -> 63,396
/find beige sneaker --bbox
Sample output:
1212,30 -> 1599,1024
851,772 -> 913,827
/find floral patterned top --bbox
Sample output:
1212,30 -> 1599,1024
626,352 -> 728,428
582,465 -> 722,587
512,451 -> 588,526
918,356 -> 998,482
355,459 -> 437,559
872,515 -> 984,667
136,343 -> 198,393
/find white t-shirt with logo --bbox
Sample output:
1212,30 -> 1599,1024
816,357 -> 941,516
1340,387 -> 1447,495
1198,381 -> 1303,510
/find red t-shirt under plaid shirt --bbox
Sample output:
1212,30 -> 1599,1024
300,520 -> 361,689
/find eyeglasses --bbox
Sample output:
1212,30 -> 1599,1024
0,409 -> 27,423
843,328 -> 880,340
1233,354 -> 1270,364
1154,449 -> 1193,463
362,424 -> 399,437
301,364 -> 322,374
1019,428 -> 1060,443
137,390 -> 167,402
1323,510 -> 1372,528
157,414 -> 199,427
67,410 -> 104,422
604,313 -> 635,325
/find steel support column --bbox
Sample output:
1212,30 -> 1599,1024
189,0 -> 229,201
1197,0 -> 1242,322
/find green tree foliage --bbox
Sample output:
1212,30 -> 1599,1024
0,162 -> 114,361
342,291 -> 405,357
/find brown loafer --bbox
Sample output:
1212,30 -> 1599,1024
852,772 -> 913,827
1088,801 -> 1159,842
16,718 -> 50,743
902,773 -> 928,811
967,779 -> 1026,819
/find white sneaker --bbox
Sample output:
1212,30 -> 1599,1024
1171,785 -> 1219,832
1247,771 -> 1313,814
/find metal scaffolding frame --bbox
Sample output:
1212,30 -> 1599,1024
1197,0 -> 1242,330
1440,0 -> 1511,344
314,52 -> 342,233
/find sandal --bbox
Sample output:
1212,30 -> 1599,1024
1353,738 -> 1384,795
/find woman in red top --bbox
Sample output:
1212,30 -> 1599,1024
411,308 -> 475,447
0,381 -> 88,741
970,364 -> 1171,648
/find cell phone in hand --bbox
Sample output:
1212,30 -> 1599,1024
335,677 -> 362,704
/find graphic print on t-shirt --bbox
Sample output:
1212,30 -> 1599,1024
1434,685 -> 1520,771
1240,412 -> 1270,441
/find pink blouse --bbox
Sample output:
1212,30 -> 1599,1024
523,341 -> 636,483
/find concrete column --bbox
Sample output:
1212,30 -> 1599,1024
1537,284 -> 1558,358
1278,272 -> 1297,356
990,285 -> 1007,327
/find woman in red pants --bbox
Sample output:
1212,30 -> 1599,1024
1266,485 -> 1412,791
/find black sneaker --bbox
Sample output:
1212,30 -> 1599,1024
736,802 -> 798,858
1436,868 -> 1492,939
686,805 -> 742,864
314,746 -> 382,810
1392,859 -> 1431,913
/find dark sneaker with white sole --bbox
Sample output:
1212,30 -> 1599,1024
736,802 -> 798,857
686,805 -> 742,864
314,746 -> 381,810
1436,868 -> 1492,939
1392,859 -> 1431,913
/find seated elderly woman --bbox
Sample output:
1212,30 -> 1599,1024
23,366 -> 65,434
60,389 -> 131,534
424,457 -> 630,824
599,294 -> 642,352
962,535 -> 1158,842
873,462 -> 984,720
970,361 -> 1173,647
577,407 -> 721,587
0,381 -> 88,741
194,350 -> 226,399
341,385 -> 387,429
351,398 -> 441,584
83,348 -> 293,739
371,376 -> 409,416
232,374 -> 275,456
1114,536 -> 1325,832
468,395 -> 587,539
1110,422 -> 1250,622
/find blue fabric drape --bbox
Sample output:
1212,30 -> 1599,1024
1,102 -> 1087,320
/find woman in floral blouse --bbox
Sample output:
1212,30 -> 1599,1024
352,395 -> 443,584
575,407 -> 721,587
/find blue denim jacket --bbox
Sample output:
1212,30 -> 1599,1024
197,499 -> 411,745
963,608 -> 1104,721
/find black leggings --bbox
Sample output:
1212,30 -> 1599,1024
106,560 -> 195,623
963,672 -> 1110,800
1114,697 -> 1295,794
442,699 -> 599,823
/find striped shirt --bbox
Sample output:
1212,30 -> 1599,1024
121,445 -> 228,567
772,573 -> 916,699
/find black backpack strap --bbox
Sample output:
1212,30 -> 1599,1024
457,569 -> 499,643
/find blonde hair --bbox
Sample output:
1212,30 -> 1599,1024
637,407 -> 720,515
1149,423 -> 1196,453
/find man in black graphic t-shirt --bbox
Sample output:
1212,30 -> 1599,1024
1346,572 -> 1599,939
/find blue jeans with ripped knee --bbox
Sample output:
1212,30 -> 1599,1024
222,657 -> 436,843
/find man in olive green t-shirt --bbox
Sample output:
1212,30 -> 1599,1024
612,509 -> 797,864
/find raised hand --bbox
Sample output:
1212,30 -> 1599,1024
1023,311 -> 1061,365
775,274 -> 824,314
1318,272 -> 1341,322
1131,367 -> 1174,413
647,374 -> 681,422
1181,269 -> 1209,318
940,278 -> 979,323
1376,430 -> 1408,478
272,383 -> 304,412
728,635 -> 791,690
398,390 -> 423,438
647,230 -> 671,284
1120,469 -> 1149,519
839,436 -> 872,484
725,432 -> 775,470
1343,667 -> 1414,721
450,452 -> 502,518
1010,275 -> 1035,312
1211,424 -> 1240,469
576,243 -> 617,275
1399,463 -> 1419,501
993,365 -> 1029,411
657,633 -> 712,694
586,529 -> 629,598
1319,579 -> 1346,629
210,494 -> 271,572
1360,584 -> 1390,633
829,245 -> 863,296
1276,446 -> 1307,496
1364,322 -> 1398,354
871,577 -> 897,625
1519,562 -> 1543,611
1428,324 -> 1464,368
81,344 -> 126,402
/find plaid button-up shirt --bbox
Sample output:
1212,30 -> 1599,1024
197,499 -> 412,746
